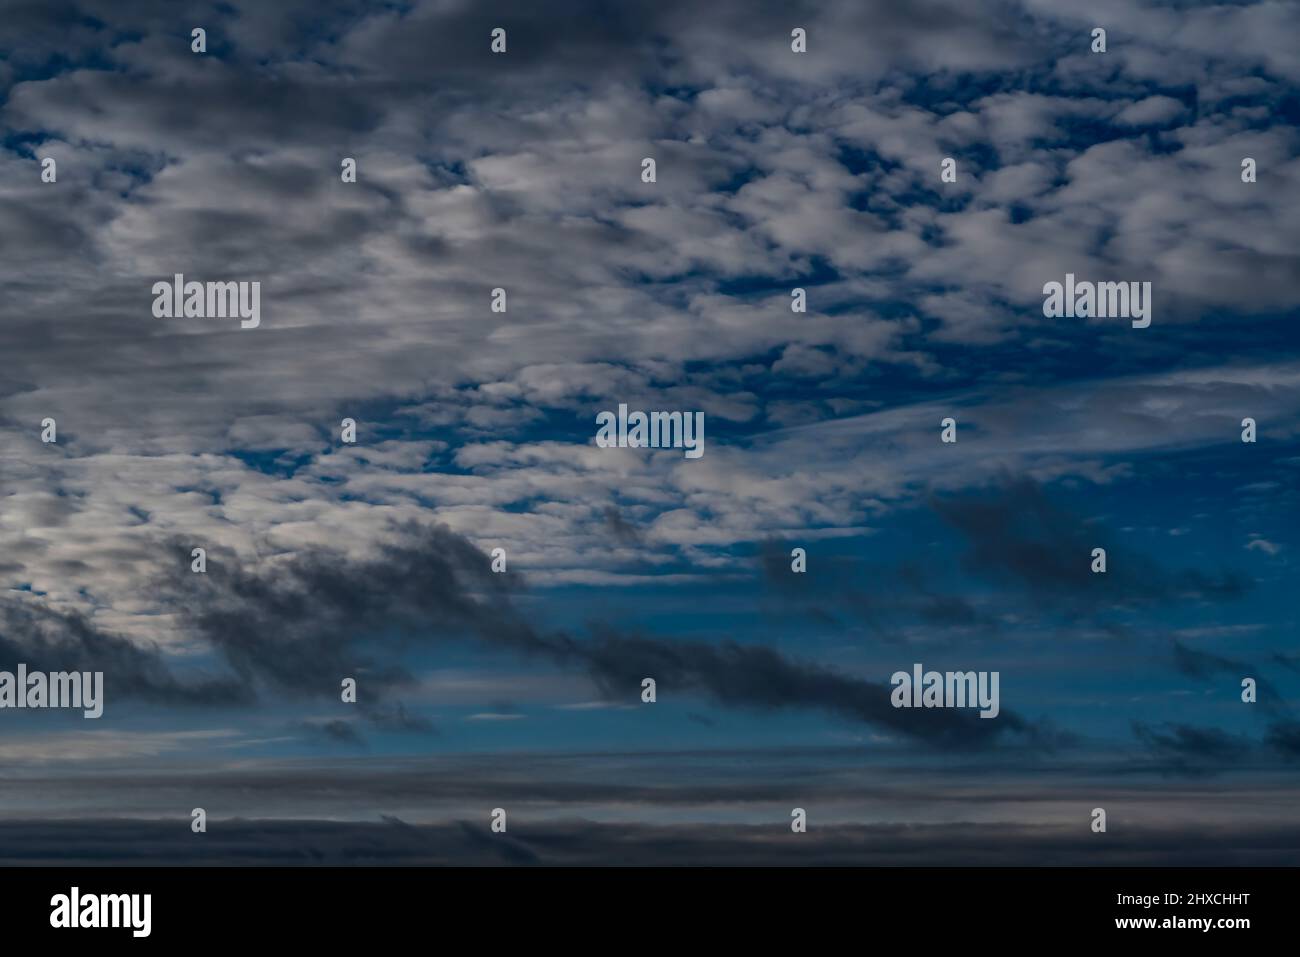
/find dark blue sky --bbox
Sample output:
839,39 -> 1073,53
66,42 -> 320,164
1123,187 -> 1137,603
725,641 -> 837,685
0,0 -> 1297,863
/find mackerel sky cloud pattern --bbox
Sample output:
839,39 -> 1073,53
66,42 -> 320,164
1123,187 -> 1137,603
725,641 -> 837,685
0,0 -> 1297,864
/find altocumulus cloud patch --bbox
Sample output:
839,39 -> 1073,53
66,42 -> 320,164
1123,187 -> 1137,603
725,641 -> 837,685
0,0 -> 1297,871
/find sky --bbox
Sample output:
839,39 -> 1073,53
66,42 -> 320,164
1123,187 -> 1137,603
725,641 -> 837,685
0,0 -> 1298,865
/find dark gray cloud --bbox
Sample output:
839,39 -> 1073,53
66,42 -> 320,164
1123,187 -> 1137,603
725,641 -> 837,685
297,718 -> 367,747
756,538 -> 991,641
172,523 -> 1061,750
932,478 -> 1251,609
163,525 -> 525,697
1131,721 -> 1250,774
602,506 -> 643,546
1166,642 -> 1297,760
1271,652 -> 1300,675
2,815 -> 1296,866
566,624 -> 1066,751
1265,720 -> 1300,760
0,597 -> 250,706
1172,641 -> 1252,682
4,744 -> 1296,866
1170,641 -> 1283,711
4,521 -> 1061,750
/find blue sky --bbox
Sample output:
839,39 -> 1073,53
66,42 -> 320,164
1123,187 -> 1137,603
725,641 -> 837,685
0,0 -> 1297,863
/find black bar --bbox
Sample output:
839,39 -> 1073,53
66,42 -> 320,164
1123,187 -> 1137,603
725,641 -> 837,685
0,867 -> 1282,944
